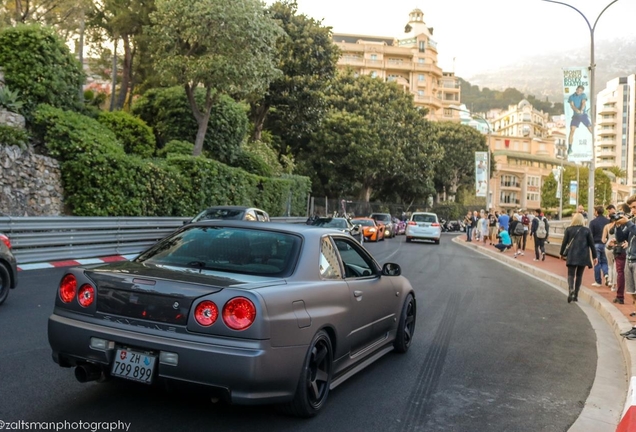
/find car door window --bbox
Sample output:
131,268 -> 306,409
256,211 -> 267,222
244,211 -> 257,221
332,237 -> 376,279
319,236 -> 342,279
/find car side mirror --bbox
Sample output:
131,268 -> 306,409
382,263 -> 401,276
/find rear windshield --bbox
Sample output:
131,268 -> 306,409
412,214 -> 437,223
371,214 -> 390,222
311,218 -> 348,229
354,219 -> 374,227
192,208 -> 244,222
135,227 -> 300,277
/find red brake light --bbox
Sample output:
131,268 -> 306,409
59,274 -> 77,303
408,221 -> 417,226
195,301 -> 219,327
0,234 -> 10,249
223,297 -> 256,331
77,284 -> 95,307
431,223 -> 440,227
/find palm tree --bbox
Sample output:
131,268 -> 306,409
607,166 -> 627,185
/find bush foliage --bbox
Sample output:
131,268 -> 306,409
132,86 -> 249,164
0,125 -> 29,149
32,105 -> 310,216
97,111 -> 156,158
0,25 -> 84,119
157,140 -> 194,158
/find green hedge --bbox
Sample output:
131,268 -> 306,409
33,105 -> 311,216
97,111 -> 156,158
157,140 -> 194,158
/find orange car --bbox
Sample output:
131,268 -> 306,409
352,217 -> 385,242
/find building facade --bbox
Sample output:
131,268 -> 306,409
595,75 -> 635,192
491,100 -> 550,138
332,8 -> 460,121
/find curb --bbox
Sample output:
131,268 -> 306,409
454,236 -> 636,432
16,254 -> 139,271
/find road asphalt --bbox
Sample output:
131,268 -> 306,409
456,234 -> 634,431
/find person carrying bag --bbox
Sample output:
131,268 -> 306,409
560,213 -> 598,303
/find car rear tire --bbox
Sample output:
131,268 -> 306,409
394,294 -> 416,353
0,264 -> 10,305
406,237 -> 411,243
281,330 -> 333,417
434,239 -> 440,245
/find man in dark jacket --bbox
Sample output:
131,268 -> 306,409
531,208 -> 549,261
589,205 -> 610,286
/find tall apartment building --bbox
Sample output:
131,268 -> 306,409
595,75 -> 635,191
332,9 -> 460,121
491,100 -> 550,138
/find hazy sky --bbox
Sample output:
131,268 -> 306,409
264,0 -> 636,78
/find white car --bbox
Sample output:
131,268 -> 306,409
405,212 -> 441,244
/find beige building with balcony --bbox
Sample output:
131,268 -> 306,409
595,75 -> 636,193
492,100 -> 550,138
332,8 -> 460,121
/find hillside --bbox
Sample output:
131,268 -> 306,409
465,38 -> 636,105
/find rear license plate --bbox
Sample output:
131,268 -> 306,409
418,223 -> 429,227
111,348 -> 156,384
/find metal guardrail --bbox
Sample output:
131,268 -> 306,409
0,216 -> 306,264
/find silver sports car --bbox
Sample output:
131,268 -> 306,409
48,221 -> 416,417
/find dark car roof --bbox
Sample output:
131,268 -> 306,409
189,220 -> 344,238
202,206 -> 260,211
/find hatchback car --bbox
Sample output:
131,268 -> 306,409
369,213 -> 395,238
47,222 -> 415,417
0,232 -> 18,305
406,212 -> 441,244
188,206 -> 270,224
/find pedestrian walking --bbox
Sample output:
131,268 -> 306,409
464,211 -> 474,242
603,204 -> 617,290
560,213 -> 597,303
509,214 -> 524,258
531,208 -> 549,261
609,203 -> 630,304
589,206 -> 609,287
521,210 -> 531,252
488,211 -> 498,245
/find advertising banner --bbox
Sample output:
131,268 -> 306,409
563,67 -> 593,162
475,152 -> 488,197
569,180 -> 578,206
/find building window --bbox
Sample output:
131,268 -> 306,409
418,58 -> 425,64
418,90 -> 424,97
501,175 -> 520,188
443,108 -> 453,117
370,71 -> 377,78
419,41 -> 426,52
526,193 -> 540,202
370,54 -> 377,61
418,74 -> 425,82
500,192 -> 519,204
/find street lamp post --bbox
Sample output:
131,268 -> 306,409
541,0 -> 620,218
450,107 -> 492,210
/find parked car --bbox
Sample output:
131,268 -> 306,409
352,217 -> 385,242
309,217 -> 363,243
0,232 -> 18,305
188,206 -> 270,224
47,221 -> 416,417
406,212 -> 441,244
369,213 -> 395,238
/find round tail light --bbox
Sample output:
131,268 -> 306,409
195,301 -> 219,327
77,284 -> 95,308
59,274 -> 77,303
222,297 -> 256,331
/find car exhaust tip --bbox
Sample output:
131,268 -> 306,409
74,364 -> 102,383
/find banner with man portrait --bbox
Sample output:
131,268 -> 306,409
563,67 -> 593,162
475,152 -> 487,197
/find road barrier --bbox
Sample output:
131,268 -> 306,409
0,216 -> 306,264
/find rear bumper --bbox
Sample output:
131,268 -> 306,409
406,228 -> 441,240
48,313 -> 307,405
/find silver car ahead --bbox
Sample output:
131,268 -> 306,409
48,221 -> 416,417
405,212 -> 441,244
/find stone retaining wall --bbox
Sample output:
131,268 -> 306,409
0,145 -> 64,216
0,109 -> 26,129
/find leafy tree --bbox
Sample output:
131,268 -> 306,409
541,166 -> 613,210
86,0 -> 156,109
250,1 -> 340,147
147,0 -> 283,156
607,166 -> 627,184
98,111 -> 156,158
157,140 -> 193,158
0,0 -> 91,39
0,25 -> 84,118
432,121 -> 488,199
131,86 -> 249,165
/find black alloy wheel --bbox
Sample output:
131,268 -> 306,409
0,264 -> 10,305
281,330 -> 333,417
394,294 -> 416,353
